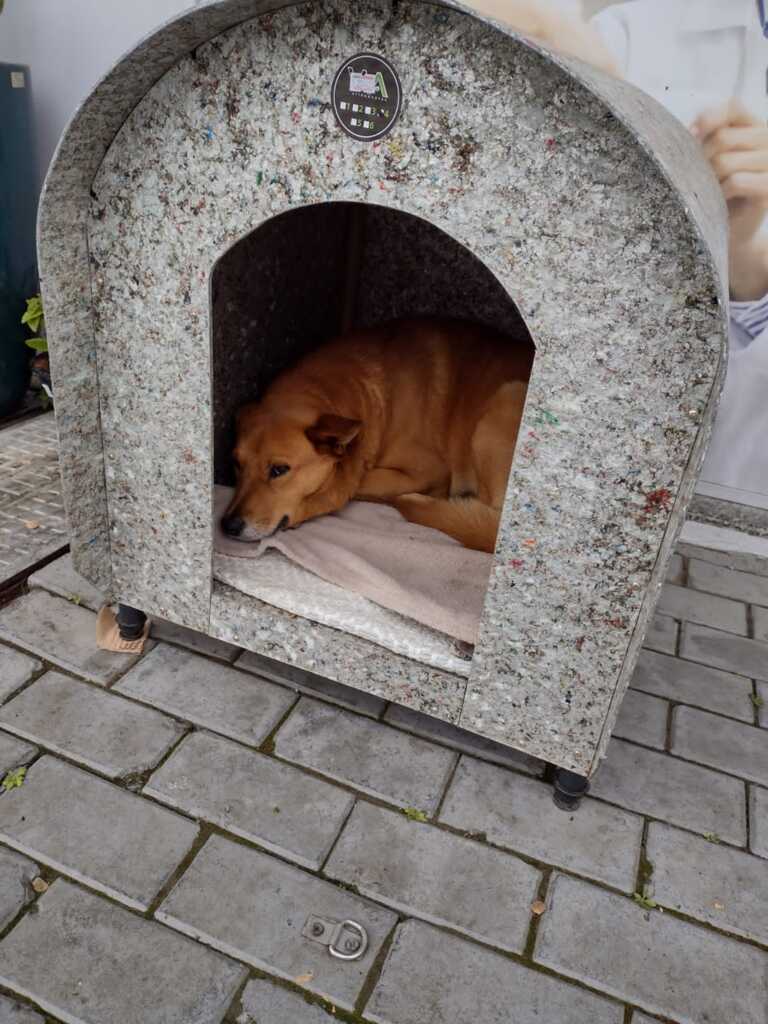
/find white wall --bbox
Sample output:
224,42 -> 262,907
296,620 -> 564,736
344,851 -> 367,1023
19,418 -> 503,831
0,0 -> 201,186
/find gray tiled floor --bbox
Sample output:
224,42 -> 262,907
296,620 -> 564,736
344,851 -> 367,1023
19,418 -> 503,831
0,549 -> 766,1024
0,415 -> 67,583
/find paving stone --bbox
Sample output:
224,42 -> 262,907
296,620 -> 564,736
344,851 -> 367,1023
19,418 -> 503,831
114,644 -> 295,747
678,531 -> 768,577
146,730 -> 353,870
0,993 -> 44,1024
613,690 -> 668,750
0,671 -> 186,779
689,557 -> 768,608
750,785 -> 768,859
0,590 -> 139,685
680,622 -> 768,682
326,801 -> 540,952
665,553 -> 684,585
237,650 -> 386,718
758,682 -> 767,728
0,647 -> 41,703
274,699 -> 456,813
0,847 -> 38,931
629,1016 -> 658,1024
383,703 -> 543,774
151,618 -> 240,662
646,821 -> 768,944
656,583 -> 747,635
0,756 -> 198,911
671,705 -> 768,784
643,614 -> 677,655
591,739 -> 746,844
535,873 -> 768,1024
0,880 -> 245,1024
157,834 -> 397,1012
631,649 -> 754,722
239,978 -> 333,1024
28,553 -> 105,612
0,733 -> 37,776
366,918 -> 622,1024
439,756 -> 642,891
753,606 -> 768,644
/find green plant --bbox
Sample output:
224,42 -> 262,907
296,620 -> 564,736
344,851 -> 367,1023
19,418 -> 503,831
21,294 -> 47,353
632,887 -> 658,911
21,295 -> 52,409
1,766 -> 27,792
402,807 -> 429,822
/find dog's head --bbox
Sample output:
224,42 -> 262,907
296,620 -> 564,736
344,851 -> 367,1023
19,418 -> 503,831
221,405 -> 361,541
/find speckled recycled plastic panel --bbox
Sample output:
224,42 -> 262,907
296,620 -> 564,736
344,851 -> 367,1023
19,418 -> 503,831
40,0 -> 728,773
210,581 -> 468,720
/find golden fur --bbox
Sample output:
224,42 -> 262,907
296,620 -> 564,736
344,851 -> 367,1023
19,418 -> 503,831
224,317 -> 534,552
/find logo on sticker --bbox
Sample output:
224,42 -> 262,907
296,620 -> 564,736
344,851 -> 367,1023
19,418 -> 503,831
348,69 -> 388,98
331,53 -> 401,142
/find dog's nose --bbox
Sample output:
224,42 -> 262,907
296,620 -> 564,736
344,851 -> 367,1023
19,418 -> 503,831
221,514 -> 245,537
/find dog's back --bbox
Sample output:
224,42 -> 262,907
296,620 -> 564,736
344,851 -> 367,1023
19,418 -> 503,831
265,317 -> 534,459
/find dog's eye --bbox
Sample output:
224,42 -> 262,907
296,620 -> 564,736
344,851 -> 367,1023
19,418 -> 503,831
269,464 -> 290,479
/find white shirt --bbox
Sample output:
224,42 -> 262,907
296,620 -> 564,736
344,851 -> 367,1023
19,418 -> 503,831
593,0 -> 768,497
593,0 -> 766,127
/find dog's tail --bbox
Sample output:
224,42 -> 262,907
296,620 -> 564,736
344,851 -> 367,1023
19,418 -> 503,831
393,494 -> 500,553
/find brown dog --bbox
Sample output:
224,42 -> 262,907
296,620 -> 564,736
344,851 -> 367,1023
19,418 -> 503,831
222,318 -> 534,552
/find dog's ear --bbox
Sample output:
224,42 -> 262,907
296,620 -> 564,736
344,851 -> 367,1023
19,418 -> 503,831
306,414 -> 362,457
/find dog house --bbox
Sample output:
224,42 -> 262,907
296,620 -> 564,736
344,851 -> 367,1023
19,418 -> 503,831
39,0 -> 728,798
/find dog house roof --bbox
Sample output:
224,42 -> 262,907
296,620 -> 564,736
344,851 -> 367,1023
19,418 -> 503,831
39,0 -> 729,772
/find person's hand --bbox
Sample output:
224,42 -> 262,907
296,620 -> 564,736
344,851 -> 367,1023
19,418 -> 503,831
692,100 -> 768,300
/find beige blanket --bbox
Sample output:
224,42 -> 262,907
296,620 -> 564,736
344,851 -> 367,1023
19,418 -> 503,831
214,486 -> 493,643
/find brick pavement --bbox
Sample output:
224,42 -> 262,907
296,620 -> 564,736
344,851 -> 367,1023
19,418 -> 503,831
0,415 -> 66,584
0,546 -> 765,1023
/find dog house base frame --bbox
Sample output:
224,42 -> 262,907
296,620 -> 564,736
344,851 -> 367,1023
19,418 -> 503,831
115,598 -> 592,804
40,0 -> 729,781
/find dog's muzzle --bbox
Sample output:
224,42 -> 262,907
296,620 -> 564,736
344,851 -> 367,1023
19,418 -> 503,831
221,513 -> 290,541
221,514 -> 245,537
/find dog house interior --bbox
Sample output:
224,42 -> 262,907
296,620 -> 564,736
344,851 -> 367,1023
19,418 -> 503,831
41,0 -> 728,790
211,202 -> 532,487
210,201 -> 535,677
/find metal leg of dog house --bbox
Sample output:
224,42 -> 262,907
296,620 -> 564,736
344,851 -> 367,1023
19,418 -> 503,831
116,604 -> 148,641
550,767 -> 590,810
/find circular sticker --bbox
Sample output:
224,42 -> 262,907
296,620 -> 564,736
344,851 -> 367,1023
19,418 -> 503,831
331,53 -> 402,141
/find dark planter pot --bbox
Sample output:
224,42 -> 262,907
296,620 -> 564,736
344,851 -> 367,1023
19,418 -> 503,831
0,63 -> 38,418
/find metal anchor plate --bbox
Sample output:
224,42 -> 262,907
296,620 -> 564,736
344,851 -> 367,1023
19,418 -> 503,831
302,914 -> 369,961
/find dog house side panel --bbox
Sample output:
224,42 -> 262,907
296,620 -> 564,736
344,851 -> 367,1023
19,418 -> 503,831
546,61 -> 730,772
84,0 -> 724,769
458,78 -> 728,773
37,196 -> 113,594
37,0 -> 305,598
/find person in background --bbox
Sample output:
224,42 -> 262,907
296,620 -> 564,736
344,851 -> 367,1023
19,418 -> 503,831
469,0 -> 768,497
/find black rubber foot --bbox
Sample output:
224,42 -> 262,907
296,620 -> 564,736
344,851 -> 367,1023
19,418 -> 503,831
551,768 -> 590,811
116,604 -> 147,641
